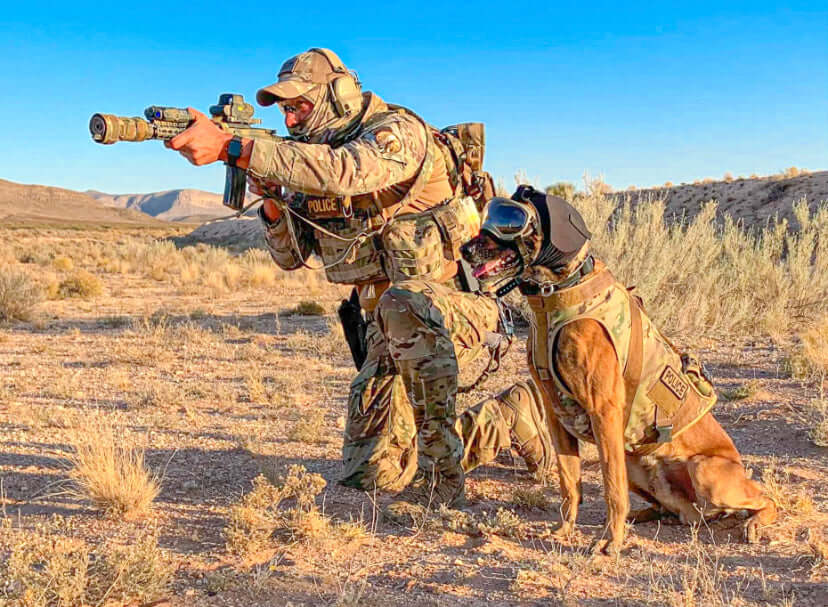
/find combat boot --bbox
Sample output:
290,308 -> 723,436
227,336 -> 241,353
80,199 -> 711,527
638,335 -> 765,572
495,380 -> 554,478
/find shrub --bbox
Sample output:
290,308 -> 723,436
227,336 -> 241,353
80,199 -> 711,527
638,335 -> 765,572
512,486 -> 551,510
58,270 -> 103,299
225,466 -> 327,556
0,521 -> 172,607
570,195 -> 828,337
289,409 -> 327,444
53,255 -> 74,271
545,182 -> 576,200
0,267 -> 43,322
66,421 -> 160,519
283,300 -> 326,316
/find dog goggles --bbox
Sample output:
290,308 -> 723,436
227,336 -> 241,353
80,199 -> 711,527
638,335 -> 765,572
480,198 -> 535,243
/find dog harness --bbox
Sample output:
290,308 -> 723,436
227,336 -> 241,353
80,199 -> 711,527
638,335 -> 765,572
525,264 -> 718,455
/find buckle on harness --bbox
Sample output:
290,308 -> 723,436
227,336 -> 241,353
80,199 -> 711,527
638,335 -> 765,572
540,283 -> 555,296
655,424 -> 673,443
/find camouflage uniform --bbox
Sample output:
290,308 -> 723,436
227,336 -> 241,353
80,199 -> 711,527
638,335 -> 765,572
252,49 -> 552,504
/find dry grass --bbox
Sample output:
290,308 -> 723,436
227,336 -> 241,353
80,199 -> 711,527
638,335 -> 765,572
225,466 -> 328,556
288,409 -> 327,444
282,300 -> 327,316
52,255 -> 74,271
572,194 -> 828,337
57,269 -> 103,299
1,224 -> 824,605
0,519 -> 172,607
65,420 -> 160,519
783,317 -> 828,445
0,267 -> 43,322
760,461 -> 816,518
808,399 -> 828,447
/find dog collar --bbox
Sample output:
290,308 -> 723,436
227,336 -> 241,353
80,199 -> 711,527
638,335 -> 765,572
519,255 -> 595,296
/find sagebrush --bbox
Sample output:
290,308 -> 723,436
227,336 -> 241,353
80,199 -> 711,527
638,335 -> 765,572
0,267 -> 43,322
572,195 -> 828,337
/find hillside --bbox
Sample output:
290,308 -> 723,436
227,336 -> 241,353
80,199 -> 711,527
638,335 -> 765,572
178,171 -> 828,251
0,179 -> 166,226
611,170 -> 828,228
87,188 -> 230,222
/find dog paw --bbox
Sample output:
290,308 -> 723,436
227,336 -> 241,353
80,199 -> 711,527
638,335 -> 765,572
550,522 -> 575,539
744,519 -> 761,544
589,538 -> 623,557
590,539 -> 622,557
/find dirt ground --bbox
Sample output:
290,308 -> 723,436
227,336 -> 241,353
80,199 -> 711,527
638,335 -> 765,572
0,227 -> 826,606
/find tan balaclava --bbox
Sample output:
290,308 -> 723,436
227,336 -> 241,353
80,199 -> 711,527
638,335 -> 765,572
256,47 -> 364,143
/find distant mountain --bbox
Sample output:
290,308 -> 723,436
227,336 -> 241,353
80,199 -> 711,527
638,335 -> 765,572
86,188 -> 231,222
0,179 -> 166,226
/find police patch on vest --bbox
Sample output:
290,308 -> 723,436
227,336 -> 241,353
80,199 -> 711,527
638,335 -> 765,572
306,197 -> 343,219
645,364 -> 689,420
660,366 -> 689,400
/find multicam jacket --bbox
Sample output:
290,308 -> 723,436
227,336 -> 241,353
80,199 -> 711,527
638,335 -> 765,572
250,92 -> 465,310
525,261 -> 718,454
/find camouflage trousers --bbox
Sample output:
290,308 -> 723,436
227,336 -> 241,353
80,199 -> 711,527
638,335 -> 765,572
340,279 -> 515,498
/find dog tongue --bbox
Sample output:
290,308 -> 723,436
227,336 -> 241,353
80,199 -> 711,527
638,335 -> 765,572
472,258 -> 500,279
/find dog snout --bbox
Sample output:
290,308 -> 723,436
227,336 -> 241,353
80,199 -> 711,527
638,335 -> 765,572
460,234 -> 489,264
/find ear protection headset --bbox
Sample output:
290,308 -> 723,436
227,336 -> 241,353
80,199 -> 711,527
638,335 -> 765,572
308,47 -> 363,118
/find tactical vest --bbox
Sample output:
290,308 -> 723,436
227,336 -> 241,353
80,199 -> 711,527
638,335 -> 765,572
300,106 -> 488,286
526,266 -> 717,455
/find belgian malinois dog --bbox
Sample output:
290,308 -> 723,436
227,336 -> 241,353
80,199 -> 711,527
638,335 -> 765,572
461,186 -> 777,554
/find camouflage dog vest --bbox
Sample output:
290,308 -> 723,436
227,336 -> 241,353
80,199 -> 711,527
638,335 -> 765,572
526,267 -> 717,455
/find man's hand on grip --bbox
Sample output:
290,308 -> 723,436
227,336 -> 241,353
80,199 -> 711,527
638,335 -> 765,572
262,200 -> 282,222
166,108 -> 232,166
248,175 -> 282,222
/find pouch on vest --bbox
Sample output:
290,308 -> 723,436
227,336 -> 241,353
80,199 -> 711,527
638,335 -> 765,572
381,196 -> 480,283
316,221 -> 386,285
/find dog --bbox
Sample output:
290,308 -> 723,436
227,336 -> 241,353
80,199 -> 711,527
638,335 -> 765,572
461,186 -> 777,554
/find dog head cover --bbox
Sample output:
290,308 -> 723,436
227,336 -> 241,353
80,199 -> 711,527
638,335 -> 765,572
511,185 -> 591,270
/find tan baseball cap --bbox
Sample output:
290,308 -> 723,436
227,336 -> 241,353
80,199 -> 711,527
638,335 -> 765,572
256,48 -> 345,106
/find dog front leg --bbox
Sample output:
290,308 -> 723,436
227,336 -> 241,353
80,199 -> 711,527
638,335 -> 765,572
589,404 -> 629,555
555,320 -> 629,555
550,415 -> 581,537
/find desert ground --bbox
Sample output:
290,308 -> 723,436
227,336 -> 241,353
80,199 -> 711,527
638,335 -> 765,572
0,188 -> 827,606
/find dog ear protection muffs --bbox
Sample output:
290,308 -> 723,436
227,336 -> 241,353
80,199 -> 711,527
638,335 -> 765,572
511,185 -> 591,271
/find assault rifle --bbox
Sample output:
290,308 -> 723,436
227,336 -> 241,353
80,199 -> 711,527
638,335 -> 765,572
89,94 -> 280,211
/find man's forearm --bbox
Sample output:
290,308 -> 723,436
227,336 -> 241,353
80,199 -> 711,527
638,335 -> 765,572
246,135 -> 420,198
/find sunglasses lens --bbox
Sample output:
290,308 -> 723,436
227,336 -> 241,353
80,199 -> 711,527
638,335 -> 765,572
482,201 -> 529,239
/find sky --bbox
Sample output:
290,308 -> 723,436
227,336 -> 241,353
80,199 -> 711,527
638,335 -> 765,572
2,1 -> 826,195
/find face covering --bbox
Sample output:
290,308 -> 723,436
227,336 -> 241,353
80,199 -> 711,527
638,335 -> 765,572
287,84 -> 363,143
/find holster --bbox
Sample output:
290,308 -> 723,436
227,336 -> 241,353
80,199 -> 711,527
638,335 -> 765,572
338,288 -> 369,370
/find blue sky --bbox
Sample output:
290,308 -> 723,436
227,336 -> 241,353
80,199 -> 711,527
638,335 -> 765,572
3,1 -> 826,195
